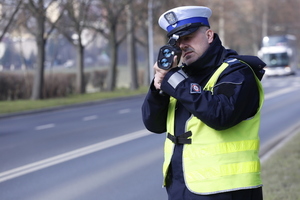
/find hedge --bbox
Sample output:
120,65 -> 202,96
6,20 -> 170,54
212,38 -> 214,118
0,69 -> 108,100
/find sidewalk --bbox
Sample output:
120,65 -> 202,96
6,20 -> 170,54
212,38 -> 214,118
261,129 -> 300,200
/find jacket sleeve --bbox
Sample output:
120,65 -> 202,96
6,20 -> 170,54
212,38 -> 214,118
160,64 -> 260,130
141,81 -> 170,133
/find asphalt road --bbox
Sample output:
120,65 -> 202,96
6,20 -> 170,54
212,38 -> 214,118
0,73 -> 300,200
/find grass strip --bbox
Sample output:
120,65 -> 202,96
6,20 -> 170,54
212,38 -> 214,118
261,131 -> 300,200
0,87 -> 148,115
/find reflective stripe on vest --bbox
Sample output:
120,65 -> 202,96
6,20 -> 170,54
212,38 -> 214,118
163,60 -> 264,194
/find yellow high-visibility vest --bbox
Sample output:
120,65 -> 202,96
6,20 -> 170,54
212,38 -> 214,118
163,59 -> 264,195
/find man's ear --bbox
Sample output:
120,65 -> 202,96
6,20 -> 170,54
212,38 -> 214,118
206,29 -> 214,44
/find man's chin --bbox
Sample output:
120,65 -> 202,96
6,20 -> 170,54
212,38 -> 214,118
183,57 -> 195,66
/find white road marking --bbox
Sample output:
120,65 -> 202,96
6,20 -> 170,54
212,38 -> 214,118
35,124 -> 55,130
264,87 -> 299,100
83,115 -> 98,121
292,82 -> 300,87
118,109 -> 131,114
0,129 -> 152,183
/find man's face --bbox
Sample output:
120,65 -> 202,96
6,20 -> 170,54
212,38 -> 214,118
177,27 -> 214,65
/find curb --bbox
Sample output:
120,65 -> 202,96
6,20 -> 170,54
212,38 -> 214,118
0,94 -> 146,119
260,120 -> 300,163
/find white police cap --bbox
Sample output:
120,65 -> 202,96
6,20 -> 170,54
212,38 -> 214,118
158,6 -> 212,38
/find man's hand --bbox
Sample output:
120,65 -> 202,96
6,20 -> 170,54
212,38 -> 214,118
154,56 -> 178,90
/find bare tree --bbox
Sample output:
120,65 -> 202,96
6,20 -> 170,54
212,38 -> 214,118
21,0 -> 62,100
56,0 -> 95,94
0,1 -> 22,41
126,2 -> 138,90
90,0 -> 132,91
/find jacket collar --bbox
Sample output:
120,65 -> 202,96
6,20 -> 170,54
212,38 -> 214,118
183,33 -> 237,77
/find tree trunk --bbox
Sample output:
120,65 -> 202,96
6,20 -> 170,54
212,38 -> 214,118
106,28 -> 118,91
31,39 -> 46,100
31,14 -> 46,100
76,42 -> 85,94
144,38 -> 150,85
127,3 -> 138,90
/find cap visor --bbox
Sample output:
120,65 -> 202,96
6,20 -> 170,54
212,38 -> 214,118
171,27 -> 199,37
167,23 -> 206,38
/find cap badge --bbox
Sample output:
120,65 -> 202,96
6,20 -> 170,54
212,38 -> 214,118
164,11 -> 177,25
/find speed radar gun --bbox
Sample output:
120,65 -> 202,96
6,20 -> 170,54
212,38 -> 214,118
157,34 -> 182,95
157,34 -> 182,70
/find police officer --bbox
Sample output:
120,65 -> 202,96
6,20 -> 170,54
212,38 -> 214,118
141,6 -> 265,200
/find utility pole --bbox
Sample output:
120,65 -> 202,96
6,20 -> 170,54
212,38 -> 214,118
219,1 -> 225,46
147,0 -> 154,83
262,0 -> 268,38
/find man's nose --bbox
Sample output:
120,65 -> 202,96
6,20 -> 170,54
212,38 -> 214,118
179,43 -> 188,51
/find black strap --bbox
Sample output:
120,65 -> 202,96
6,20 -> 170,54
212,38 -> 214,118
167,131 -> 192,144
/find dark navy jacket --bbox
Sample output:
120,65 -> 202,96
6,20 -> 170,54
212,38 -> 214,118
141,34 -> 265,199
